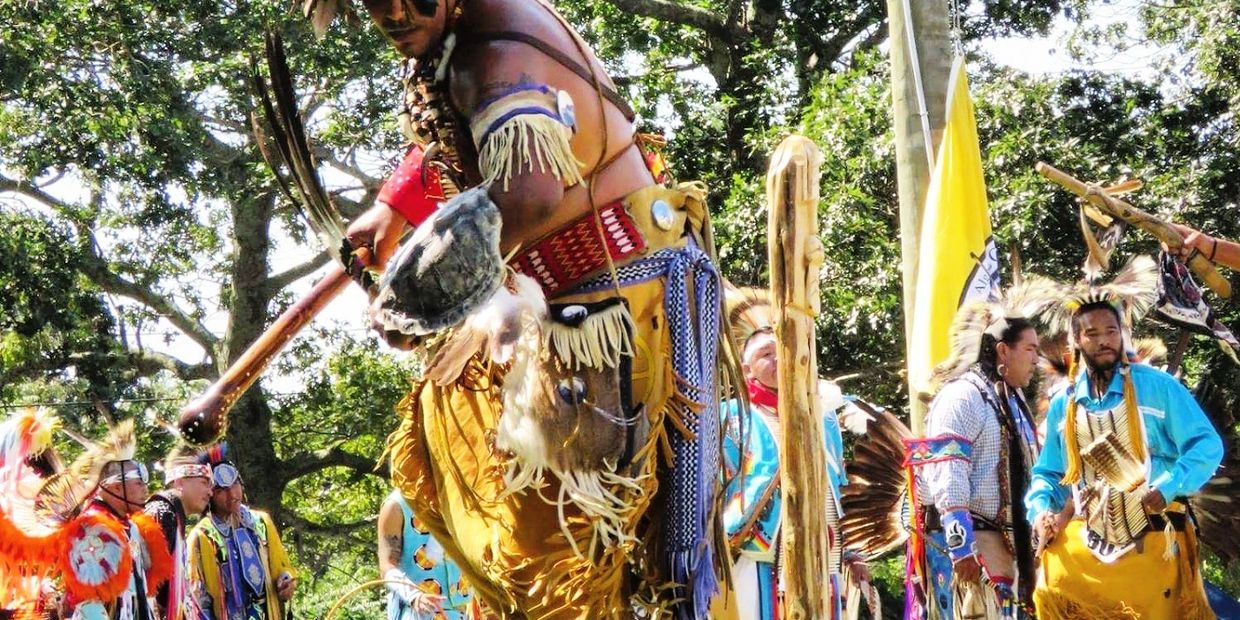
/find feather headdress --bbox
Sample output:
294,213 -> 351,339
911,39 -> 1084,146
0,409 -> 67,612
0,408 -> 60,481
723,285 -> 775,352
1046,254 -> 1159,344
198,442 -> 231,467
34,419 -> 137,524
927,275 -> 1070,393
840,402 -> 913,558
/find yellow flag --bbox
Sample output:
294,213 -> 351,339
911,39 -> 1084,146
908,57 -> 1000,397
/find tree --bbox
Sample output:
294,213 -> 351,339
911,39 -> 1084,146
0,0 -> 403,531
560,0 -> 1073,184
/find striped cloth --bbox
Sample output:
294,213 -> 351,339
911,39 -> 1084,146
572,241 -> 722,619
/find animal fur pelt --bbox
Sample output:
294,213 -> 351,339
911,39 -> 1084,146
425,273 -> 645,555
840,401 -> 913,558
495,287 -> 643,553
425,272 -> 548,385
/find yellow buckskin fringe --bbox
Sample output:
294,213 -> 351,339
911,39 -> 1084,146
1033,519 -> 1214,620
387,275 -> 676,619
545,303 -> 636,371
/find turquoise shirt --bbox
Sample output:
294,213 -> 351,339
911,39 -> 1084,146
1024,363 -> 1223,523
386,491 -> 472,620
720,399 -> 846,560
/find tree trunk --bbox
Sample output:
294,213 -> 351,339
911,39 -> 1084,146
219,185 -> 287,522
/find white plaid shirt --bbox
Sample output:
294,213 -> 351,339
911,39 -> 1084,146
919,377 -> 1006,521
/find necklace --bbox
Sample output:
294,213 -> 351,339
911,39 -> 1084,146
399,0 -> 468,195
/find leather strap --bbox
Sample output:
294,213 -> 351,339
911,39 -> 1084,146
459,30 -> 636,122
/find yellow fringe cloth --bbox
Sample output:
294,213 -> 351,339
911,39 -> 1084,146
1034,519 -> 1214,620
387,276 -> 680,618
471,92 -> 584,192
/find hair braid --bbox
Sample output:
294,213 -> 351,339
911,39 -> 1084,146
1121,361 -> 1146,464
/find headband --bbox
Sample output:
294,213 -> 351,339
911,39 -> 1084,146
166,463 -> 212,483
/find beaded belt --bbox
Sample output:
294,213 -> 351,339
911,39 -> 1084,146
510,201 -> 648,297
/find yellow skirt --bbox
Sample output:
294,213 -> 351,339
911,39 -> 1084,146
387,276 -> 676,619
1033,519 -> 1214,620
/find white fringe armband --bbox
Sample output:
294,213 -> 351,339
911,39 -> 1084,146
471,86 -> 584,191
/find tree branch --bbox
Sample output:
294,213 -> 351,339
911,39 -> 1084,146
850,21 -> 888,60
600,0 -> 735,38
68,350 -> 215,381
283,443 -> 390,482
282,508 -> 377,536
203,114 -> 247,134
0,177 -> 75,213
80,251 -> 220,351
268,251 -> 333,292
333,192 -> 369,220
0,176 -> 221,351
313,144 -> 381,188
613,62 -> 704,87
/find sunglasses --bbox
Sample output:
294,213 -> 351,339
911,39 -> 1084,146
212,463 -> 242,488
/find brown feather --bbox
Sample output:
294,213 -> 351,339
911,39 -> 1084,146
1188,379 -> 1240,560
841,407 -> 912,558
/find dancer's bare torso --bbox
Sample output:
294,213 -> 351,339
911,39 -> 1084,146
445,0 -> 655,253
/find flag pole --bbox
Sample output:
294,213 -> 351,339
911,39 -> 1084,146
887,0 -> 953,432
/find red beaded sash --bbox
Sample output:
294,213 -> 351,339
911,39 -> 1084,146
511,201 -> 647,297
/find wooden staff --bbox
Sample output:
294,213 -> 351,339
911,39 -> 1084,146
178,265 -> 353,444
768,135 -> 832,618
1037,161 -> 1232,298
179,32 -> 380,445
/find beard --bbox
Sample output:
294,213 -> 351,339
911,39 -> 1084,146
1080,347 -> 1121,373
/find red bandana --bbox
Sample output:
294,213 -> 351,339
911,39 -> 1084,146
747,378 -> 779,410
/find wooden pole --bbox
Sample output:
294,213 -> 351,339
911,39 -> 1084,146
1168,329 -> 1191,377
768,135 -> 832,619
1036,161 -> 1232,298
887,0 -> 953,433
178,265 -> 352,444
